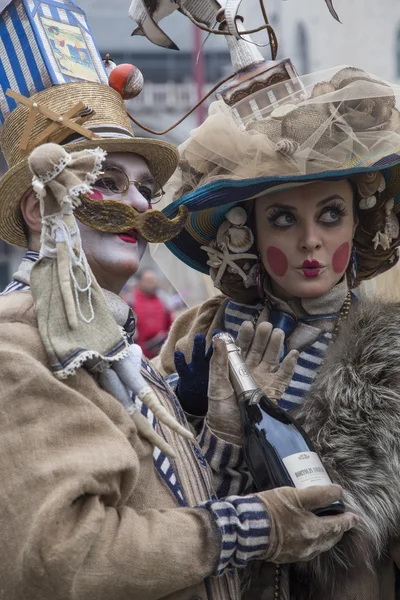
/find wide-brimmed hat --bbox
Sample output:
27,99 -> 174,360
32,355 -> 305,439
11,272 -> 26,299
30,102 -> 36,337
162,66 -> 400,282
0,81 -> 179,247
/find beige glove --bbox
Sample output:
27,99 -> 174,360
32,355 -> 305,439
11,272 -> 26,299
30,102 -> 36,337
237,321 -> 298,402
207,324 -> 297,444
258,485 -> 358,563
207,338 -> 242,445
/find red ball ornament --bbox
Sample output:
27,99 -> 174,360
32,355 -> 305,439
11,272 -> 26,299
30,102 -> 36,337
108,63 -> 144,100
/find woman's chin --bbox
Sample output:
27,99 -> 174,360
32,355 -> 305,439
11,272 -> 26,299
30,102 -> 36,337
291,278 -> 342,298
273,274 -> 344,299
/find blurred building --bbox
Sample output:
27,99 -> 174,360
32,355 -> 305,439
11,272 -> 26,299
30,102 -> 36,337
241,0 -> 400,82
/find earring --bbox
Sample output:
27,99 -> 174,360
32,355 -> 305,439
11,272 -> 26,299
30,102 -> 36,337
350,245 -> 357,287
256,255 -> 265,298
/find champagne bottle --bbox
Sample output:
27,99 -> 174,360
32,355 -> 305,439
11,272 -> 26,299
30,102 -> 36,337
214,332 -> 345,516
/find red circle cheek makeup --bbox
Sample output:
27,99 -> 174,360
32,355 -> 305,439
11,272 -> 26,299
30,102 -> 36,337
266,246 -> 288,277
332,242 -> 350,274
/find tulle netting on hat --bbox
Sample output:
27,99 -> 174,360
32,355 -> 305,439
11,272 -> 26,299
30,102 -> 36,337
166,66 -> 400,203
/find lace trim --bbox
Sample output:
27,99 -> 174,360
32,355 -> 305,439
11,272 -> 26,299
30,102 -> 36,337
35,153 -> 72,185
55,346 -> 129,380
68,147 -> 107,208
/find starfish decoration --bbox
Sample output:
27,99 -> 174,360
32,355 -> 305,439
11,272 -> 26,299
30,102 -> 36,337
201,242 -> 257,287
6,89 -> 99,152
372,230 -> 390,251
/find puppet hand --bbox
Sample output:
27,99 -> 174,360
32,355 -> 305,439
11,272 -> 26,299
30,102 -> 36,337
237,321 -> 298,403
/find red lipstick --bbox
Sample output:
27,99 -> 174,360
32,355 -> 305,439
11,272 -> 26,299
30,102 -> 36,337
302,259 -> 321,278
118,229 -> 137,244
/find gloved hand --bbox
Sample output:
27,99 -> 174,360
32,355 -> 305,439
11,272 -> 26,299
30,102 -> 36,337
258,485 -> 358,563
207,321 -> 298,444
237,321 -> 298,402
207,338 -> 242,445
174,334 -> 213,416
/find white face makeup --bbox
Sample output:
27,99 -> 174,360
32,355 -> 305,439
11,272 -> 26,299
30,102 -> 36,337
78,151 -> 154,294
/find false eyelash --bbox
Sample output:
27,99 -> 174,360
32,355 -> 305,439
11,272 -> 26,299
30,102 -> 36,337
322,201 -> 348,217
266,208 -> 292,222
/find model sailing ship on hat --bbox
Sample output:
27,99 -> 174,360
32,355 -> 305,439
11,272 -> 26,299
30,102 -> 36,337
128,2 -> 400,598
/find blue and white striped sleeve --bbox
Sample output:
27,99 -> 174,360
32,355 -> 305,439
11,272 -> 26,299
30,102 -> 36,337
167,373 -> 251,496
200,495 -> 270,575
165,372 -> 179,392
198,420 -> 252,497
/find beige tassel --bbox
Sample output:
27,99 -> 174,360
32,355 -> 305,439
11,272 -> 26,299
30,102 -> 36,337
112,345 -> 194,442
138,387 -> 194,441
99,367 -> 176,458
131,410 -> 176,459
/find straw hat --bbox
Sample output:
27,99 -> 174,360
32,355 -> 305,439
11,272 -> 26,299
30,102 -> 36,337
0,81 -> 179,247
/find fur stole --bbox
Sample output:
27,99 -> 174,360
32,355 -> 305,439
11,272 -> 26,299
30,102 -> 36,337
291,298 -> 400,597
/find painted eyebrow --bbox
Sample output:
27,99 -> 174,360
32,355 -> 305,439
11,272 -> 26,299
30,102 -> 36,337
264,195 -> 345,212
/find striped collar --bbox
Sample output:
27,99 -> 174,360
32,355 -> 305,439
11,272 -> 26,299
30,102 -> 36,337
21,250 -> 40,263
0,250 -> 39,295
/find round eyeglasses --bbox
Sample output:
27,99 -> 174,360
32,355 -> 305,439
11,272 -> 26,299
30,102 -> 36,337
93,165 -> 163,204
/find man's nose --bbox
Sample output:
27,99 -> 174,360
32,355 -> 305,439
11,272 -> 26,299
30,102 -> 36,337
124,187 -> 149,213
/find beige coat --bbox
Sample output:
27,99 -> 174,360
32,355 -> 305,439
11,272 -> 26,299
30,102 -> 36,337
0,291 -> 241,600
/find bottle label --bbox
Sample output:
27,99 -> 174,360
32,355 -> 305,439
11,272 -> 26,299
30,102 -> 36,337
282,452 -> 332,489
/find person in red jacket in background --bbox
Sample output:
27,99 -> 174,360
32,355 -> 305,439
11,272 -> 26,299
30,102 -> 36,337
132,268 -> 174,358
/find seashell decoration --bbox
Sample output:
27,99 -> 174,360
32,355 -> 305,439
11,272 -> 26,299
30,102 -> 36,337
311,81 -> 336,98
385,213 -> 399,242
108,63 -> 144,100
384,198 -> 399,244
226,206 -> 247,226
226,225 -> 254,253
359,195 -> 377,210
385,198 -> 395,215
244,263 -> 258,288
356,171 -> 385,198
372,231 -> 390,251
378,176 -> 387,193
207,257 -> 223,268
276,139 -> 299,157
